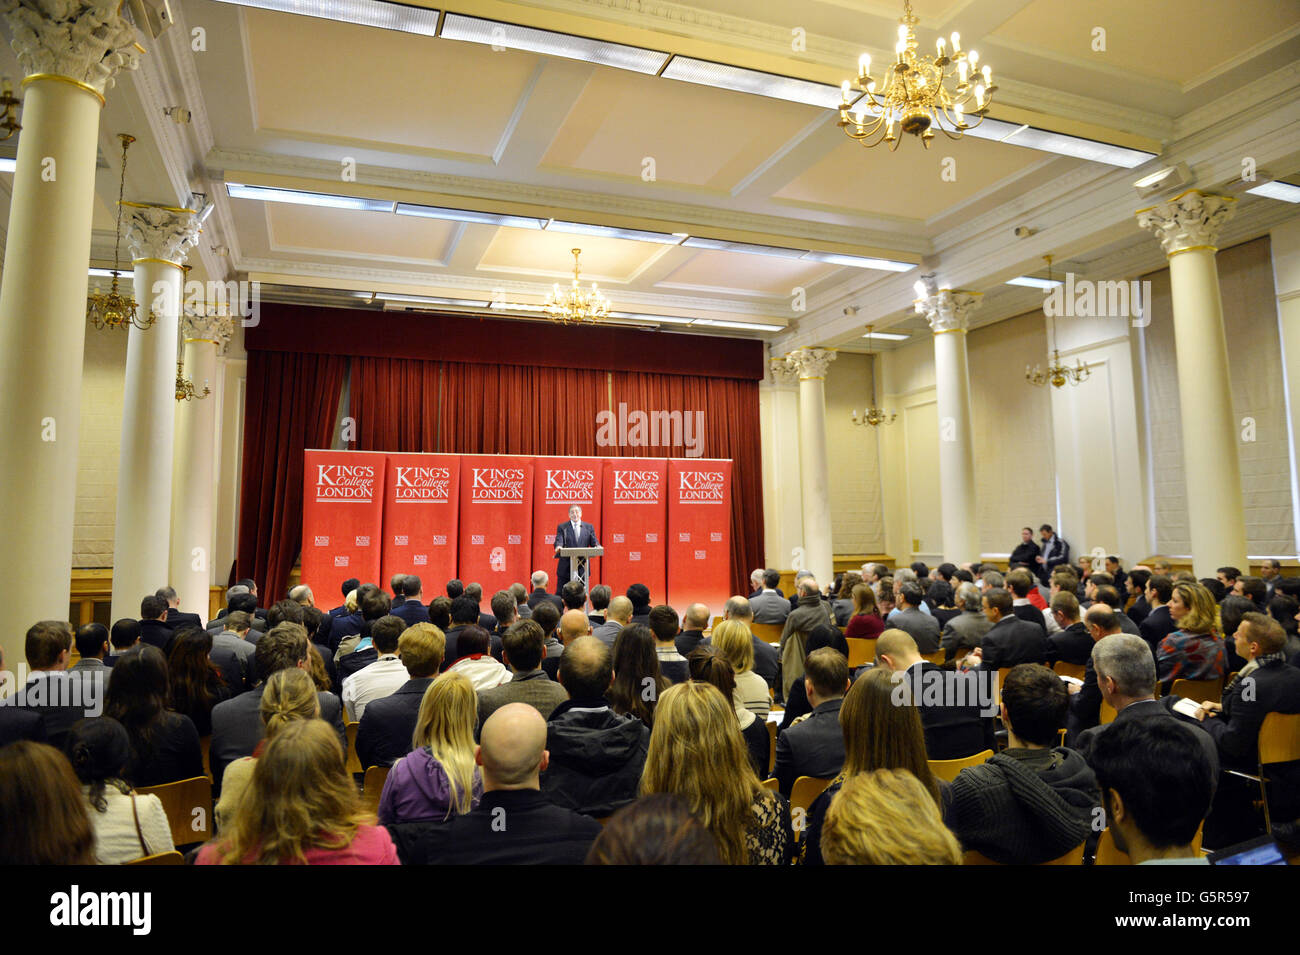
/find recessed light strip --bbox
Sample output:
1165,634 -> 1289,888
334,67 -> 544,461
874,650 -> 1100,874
1247,181 -> 1300,203
861,330 -> 910,341
209,0 -> 440,35
396,201 -> 546,229
226,182 -> 395,212
440,12 -> 668,74
1005,276 -> 1064,289
662,56 -> 850,110
964,117 -> 1154,169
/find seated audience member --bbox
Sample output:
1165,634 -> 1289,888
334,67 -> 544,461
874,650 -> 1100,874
530,600 -> 562,648
748,568 -> 766,599
13,622 -> 81,749
341,616 -> 410,722
1267,594 -> 1300,652
927,579 -> 960,629
1235,575 -> 1267,610
527,571 -> 562,611
889,581 -> 941,653
832,573 -> 862,627
207,587 -> 262,634
303,613 -> 336,688
477,620 -> 569,727
877,629 -> 994,760
200,719 -> 398,865
774,647 -> 850,796
390,575 -> 431,627
378,671 -> 483,826
587,584 -> 611,627
721,596 -> 780,690
960,588 -> 1049,672
751,569 -> 790,625
446,626 -> 511,691
446,579 -> 465,601
543,608 -> 587,681
212,610 -> 256,687
688,647 -> 769,780
626,583 -> 652,626
593,595 -> 633,648
64,718 -> 174,863
942,582 -> 993,663
647,605 -> 690,684
542,636 -> 650,817
216,669 -> 319,831
804,667 -> 944,865
1218,594 -> 1257,672
673,602 -> 712,657
1139,574 -> 1177,653
463,583 -> 498,632
780,577 -> 836,701
155,586 -> 202,633
779,626 -> 849,729
1047,592 -> 1091,665
209,623 -> 346,788
585,793 -> 722,865
0,646 -> 46,746
642,681 -> 794,865
439,596 -> 482,670
265,598 -> 307,632
393,703 -> 602,864
427,595 -> 453,633
1092,585 -> 1141,637
357,624 -> 444,770
1126,569 -> 1152,627
821,770 -> 962,866
334,589 -> 389,666
104,645 -> 204,787
561,580 -> 587,613
511,582 -> 533,620
69,623 -> 112,692
876,578 -> 896,618
945,664 -> 1100,864
1089,718 -> 1216,864
1006,569 -> 1047,631
712,619 -> 770,718
1064,606 -> 1123,744
0,741 -> 96,864
138,594 -> 174,655
168,628 -> 232,737
108,618 -> 142,664
1156,581 -> 1227,695
490,589 -> 517,646
844,583 -> 886,642
607,624 -> 669,728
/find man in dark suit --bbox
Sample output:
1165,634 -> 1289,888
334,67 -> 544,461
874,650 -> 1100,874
1047,592 -> 1092,666
13,621 -> 83,750
389,574 -> 431,628
1125,569 -> 1152,628
773,648 -> 849,795
878,630 -> 994,759
1138,575 -> 1177,653
591,596 -> 632,649
890,581 -> 941,653
209,623 -> 346,791
527,571 -> 563,611
156,586 -> 203,632
554,504 -> 599,591
0,646 -> 46,746
1065,606 -> 1124,744
463,582 -> 498,632
392,703 -> 603,865
1007,569 -> 1048,631
962,588 -> 1049,672
1035,524 -> 1070,585
441,595 -> 489,670
355,623 -> 444,769
207,589 -> 266,636
138,594 -> 175,656
328,577 -> 361,617
674,602 -> 711,657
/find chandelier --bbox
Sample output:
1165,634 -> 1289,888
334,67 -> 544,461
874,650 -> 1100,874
175,356 -> 210,402
838,0 -> 995,150
1026,255 -> 1090,388
851,326 -> 896,426
88,134 -> 154,332
0,77 -> 21,141
545,248 -> 608,325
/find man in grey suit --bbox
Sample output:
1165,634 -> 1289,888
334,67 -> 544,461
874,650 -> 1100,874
592,595 -> 632,648
890,581 -> 941,653
69,623 -> 112,694
750,570 -> 791,625
478,620 -> 569,731
941,582 -> 993,662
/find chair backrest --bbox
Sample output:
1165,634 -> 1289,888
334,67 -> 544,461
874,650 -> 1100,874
993,668 -> 1013,707
136,776 -> 213,846
1259,712 -> 1300,766
963,842 -> 1084,866
345,721 -> 362,774
922,650 -> 946,665
1100,699 -> 1117,725
927,748 -> 994,783
710,615 -> 723,633
1095,823 -> 1203,865
361,765 -> 389,815
846,638 -> 876,669
765,720 -> 777,775
1170,677 -> 1223,705
1052,661 -> 1086,681
789,775 -> 835,818
126,850 -> 185,866
760,776 -> 780,793
749,622 -> 784,644
199,735 -> 212,780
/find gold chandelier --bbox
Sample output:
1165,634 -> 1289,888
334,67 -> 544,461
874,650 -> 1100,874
838,0 -> 996,150
175,356 -> 210,402
545,248 -> 608,325
1026,255 -> 1090,388
851,327 -> 896,426
88,134 -> 154,332
0,77 -> 21,141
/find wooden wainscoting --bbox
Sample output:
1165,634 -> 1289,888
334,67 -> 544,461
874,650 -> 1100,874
69,570 -> 226,630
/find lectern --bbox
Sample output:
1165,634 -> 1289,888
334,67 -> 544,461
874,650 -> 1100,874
557,546 -> 603,594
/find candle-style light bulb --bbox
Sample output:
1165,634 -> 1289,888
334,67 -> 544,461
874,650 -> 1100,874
950,32 -> 961,52
982,64 -> 992,84
937,37 -> 946,56
859,53 -> 871,76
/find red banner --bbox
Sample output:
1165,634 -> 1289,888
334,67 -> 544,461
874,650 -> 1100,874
457,455 -> 535,596
667,459 -> 733,615
381,453 -> 460,591
301,450 -> 387,599
532,457 -> 603,591
601,458 -> 668,606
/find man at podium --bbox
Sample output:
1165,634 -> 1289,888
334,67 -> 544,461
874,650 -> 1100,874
554,504 -> 599,590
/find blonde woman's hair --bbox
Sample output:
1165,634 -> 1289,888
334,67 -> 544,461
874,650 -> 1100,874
217,719 -> 366,865
822,769 -> 962,865
259,668 -> 321,738
852,583 -> 877,616
640,681 -> 764,865
711,619 -> 754,674
344,589 -> 359,613
839,667 -> 941,804
1172,581 -> 1217,635
411,671 -> 478,817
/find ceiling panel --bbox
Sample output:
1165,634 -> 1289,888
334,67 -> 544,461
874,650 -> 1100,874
266,204 -> 460,266
477,228 -> 674,283
657,249 -> 836,296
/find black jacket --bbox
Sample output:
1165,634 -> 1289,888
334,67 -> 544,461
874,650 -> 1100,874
1203,660 -> 1300,783
1076,698 -> 1219,787
356,677 -> 435,770
773,698 -> 845,795
338,647 -> 378,688
123,711 -> 205,788
1011,603 -> 1047,631
164,611 -> 205,632
0,707 -> 46,747
1139,605 -> 1176,654
138,619 -> 176,656
902,662 -> 996,760
1048,622 -> 1093,666
1010,541 -> 1041,568
390,599 -> 430,628
210,686 -> 346,790
540,699 -> 649,817
979,616 -> 1050,670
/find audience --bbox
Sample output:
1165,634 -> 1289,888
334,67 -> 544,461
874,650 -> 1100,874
476,619 -> 568,726
720,596 -> 780,689
844,583 -> 885,641
646,605 -> 690,684
527,571 -> 562,612
687,646 -> 769,780
167,628 -> 232,736
390,575 -> 431,627
773,647 -> 849,796
1139,574 -> 1177,653
711,619 -> 769,718
0,646 -> 46,747
750,569 -> 790,625
103,645 -> 204,787
941,581 -> 992,662
673,602 -> 711,657
821,770 -> 962,866
1047,592 -> 1091,665
19,620 -> 81,749
587,584 -> 611,627
779,577 -> 834,701
341,616 -> 410,722
889,581 -> 941,653
0,741 -> 96,864
832,573 -> 861,627
69,623 -> 112,695
108,618 -> 143,664
511,582 -> 533,620
445,626 -> 511,691
356,623 -> 445,769
876,629 -> 993,759
779,625 -> 849,729
138,595 -> 174,654
960,588 -> 1049,672
585,793 -> 722,865
1157,581 -> 1227,694
592,595 -> 632,648
606,624 -> 668,728
211,610 -> 256,686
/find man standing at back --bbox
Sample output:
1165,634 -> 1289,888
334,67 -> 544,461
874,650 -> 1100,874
1036,524 -> 1070,585
780,577 -> 834,701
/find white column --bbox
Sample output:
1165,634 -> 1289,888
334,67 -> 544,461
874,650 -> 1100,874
761,357 -> 804,571
787,347 -> 836,588
170,311 -> 234,619
916,288 -> 982,564
1137,190 -> 1246,576
110,207 -> 201,621
0,2 -> 137,671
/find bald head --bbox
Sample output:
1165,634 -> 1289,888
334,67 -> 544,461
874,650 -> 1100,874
607,595 -> 633,624
477,703 -> 548,790
798,577 -> 820,597
723,595 -> 752,623
876,628 -> 919,672
559,609 -> 591,644
558,635 -> 612,700
684,603 -> 711,630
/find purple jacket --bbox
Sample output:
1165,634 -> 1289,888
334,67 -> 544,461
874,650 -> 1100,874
377,746 -> 483,826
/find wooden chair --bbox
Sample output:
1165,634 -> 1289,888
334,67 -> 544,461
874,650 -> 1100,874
1095,823 -> 1203,865
1100,699 -> 1117,724
789,775 -> 835,819
710,615 -> 724,632
993,667 -> 1013,707
199,735 -> 212,781
846,637 -> 876,668
760,776 -> 780,793
1170,677 -> 1223,706
345,721 -> 362,775
126,850 -> 185,866
1056,728 -> 1066,747
1227,712 -> 1300,832
765,720 -> 777,775
922,650 -> 946,665
136,776 -> 213,847
963,843 -> 1085,866
361,765 -> 389,815
749,622 -> 784,645
1052,661 -> 1086,681
928,748 -> 993,783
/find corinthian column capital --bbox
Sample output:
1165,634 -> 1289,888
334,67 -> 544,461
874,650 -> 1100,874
915,289 -> 982,333
786,347 -> 836,380
1136,189 -> 1237,257
768,356 -> 800,386
2,0 -> 139,96
126,204 -> 202,266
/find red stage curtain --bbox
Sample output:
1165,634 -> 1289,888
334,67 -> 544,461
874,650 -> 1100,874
350,356 -> 440,451
237,351 -> 348,602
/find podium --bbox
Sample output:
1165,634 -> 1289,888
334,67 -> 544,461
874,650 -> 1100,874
557,546 -> 603,594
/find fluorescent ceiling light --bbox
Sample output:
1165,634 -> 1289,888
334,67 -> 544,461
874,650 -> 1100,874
377,293 -> 488,307
209,0 -> 440,35
610,311 -> 694,324
226,182 -> 395,212
963,117 -> 1155,168
681,237 -> 806,258
1006,275 -> 1063,289
395,202 -> 545,229
0,157 -> 15,173
662,56 -> 848,110
802,250 -> 914,272
694,318 -> 787,332
545,220 -> 686,244
88,268 -> 131,279
862,330 -> 910,341
1246,181 -> 1300,203
440,13 -> 668,74
488,300 -> 547,312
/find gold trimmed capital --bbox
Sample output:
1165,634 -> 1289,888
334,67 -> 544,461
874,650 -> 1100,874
126,206 -> 202,269
916,289 -> 982,333
1136,190 -> 1236,257
786,347 -> 837,380
4,0 -> 139,95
